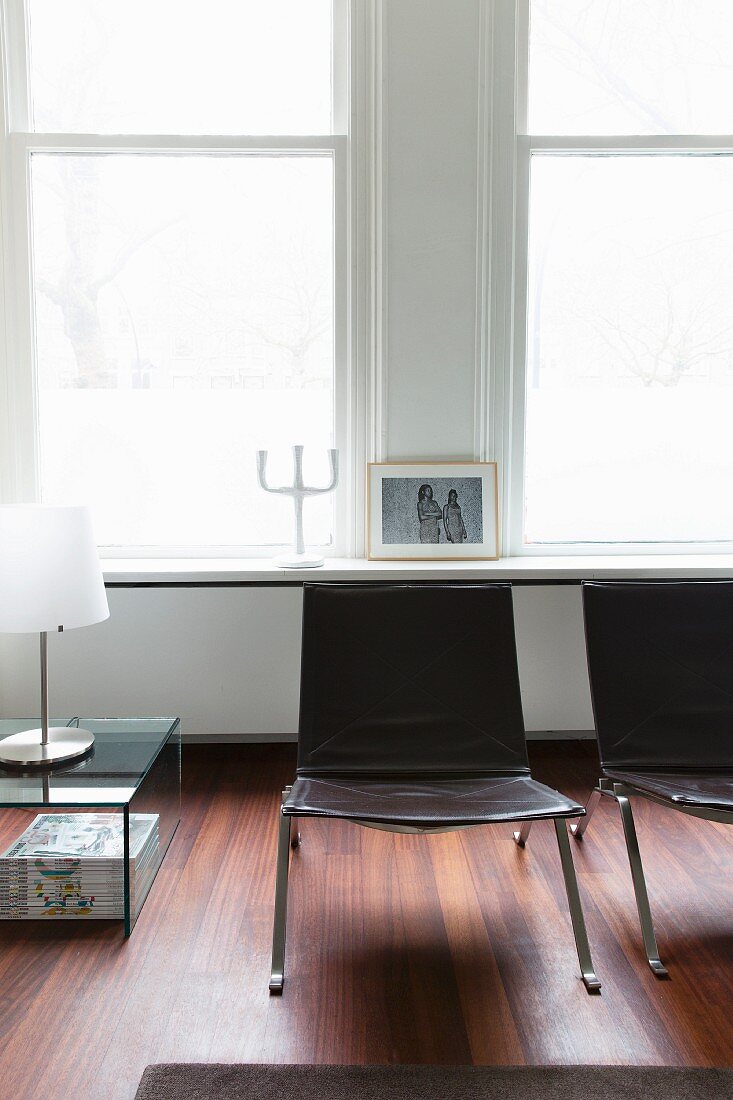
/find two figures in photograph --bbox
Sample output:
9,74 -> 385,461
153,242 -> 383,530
416,484 -> 469,545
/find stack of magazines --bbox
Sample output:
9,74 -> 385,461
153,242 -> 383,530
0,812 -> 159,919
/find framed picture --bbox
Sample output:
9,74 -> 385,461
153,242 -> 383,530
367,462 -> 499,560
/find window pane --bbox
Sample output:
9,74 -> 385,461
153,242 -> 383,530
28,0 -> 332,134
31,154 -> 335,549
524,154 -> 733,545
528,1 -> 733,135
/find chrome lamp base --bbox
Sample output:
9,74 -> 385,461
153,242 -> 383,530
0,726 -> 95,768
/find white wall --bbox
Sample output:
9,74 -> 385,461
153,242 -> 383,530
0,2 -> 596,738
384,0 -> 480,460
0,585 -> 594,737
0,589 -> 303,738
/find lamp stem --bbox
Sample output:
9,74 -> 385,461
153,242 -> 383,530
40,631 -> 49,746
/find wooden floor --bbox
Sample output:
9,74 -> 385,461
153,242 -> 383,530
0,743 -> 732,1099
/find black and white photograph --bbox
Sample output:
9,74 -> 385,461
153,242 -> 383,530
381,478 -> 483,545
367,462 -> 499,560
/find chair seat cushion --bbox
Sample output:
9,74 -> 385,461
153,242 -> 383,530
283,774 -> 583,828
604,768 -> 733,812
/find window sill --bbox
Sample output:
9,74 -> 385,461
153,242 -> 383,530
101,554 -> 733,585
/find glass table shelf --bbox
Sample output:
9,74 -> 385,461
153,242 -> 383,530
0,718 -> 181,934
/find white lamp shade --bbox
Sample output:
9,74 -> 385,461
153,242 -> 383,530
0,505 -> 109,633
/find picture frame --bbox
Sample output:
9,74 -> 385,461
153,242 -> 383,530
367,461 -> 499,561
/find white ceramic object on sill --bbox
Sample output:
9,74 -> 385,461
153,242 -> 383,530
256,445 -> 339,568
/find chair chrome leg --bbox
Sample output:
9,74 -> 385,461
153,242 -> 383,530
269,803 -> 292,994
290,816 -> 301,849
570,787 -> 602,839
613,785 -> 669,978
513,820 -> 532,847
553,818 -> 601,992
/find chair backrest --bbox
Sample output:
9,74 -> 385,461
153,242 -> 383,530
583,580 -> 733,770
297,583 -> 529,777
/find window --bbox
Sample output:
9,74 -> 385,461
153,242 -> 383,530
1,0 -> 348,554
510,0 -> 733,552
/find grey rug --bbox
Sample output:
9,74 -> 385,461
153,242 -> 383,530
134,1063 -> 733,1100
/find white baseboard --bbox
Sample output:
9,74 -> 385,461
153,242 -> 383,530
182,732 -> 299,743
181,730 -> 595,743
526,729 -> 596,741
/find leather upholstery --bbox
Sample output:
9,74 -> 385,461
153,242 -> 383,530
583,581 -> 733,811
290,584 -> 582,827
297,584 -> 529,777
603,769 -> 733,812
283,775 -> 582,828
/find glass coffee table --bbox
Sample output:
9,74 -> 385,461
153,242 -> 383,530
0,717 -> 181,935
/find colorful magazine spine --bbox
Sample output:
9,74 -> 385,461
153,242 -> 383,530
0,812 -> 160,921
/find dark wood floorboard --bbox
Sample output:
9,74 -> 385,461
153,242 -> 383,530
0,742 -> 731,1099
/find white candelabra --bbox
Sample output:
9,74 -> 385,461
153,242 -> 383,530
256,445 -> 339,568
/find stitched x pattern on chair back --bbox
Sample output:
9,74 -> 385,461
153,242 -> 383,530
297,584 -> 529,776
583,581 -> 733,770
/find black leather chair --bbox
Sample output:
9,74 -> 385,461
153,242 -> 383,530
269,583 -> 600,993
577,580 -> 733,977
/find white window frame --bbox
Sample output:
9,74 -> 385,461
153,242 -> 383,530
489,0 -> 733,557
0,0 -> 375,558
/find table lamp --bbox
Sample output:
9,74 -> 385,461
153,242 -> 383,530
0,504 -> 109,767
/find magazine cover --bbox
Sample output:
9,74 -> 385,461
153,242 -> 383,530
1,813 -> 159,863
